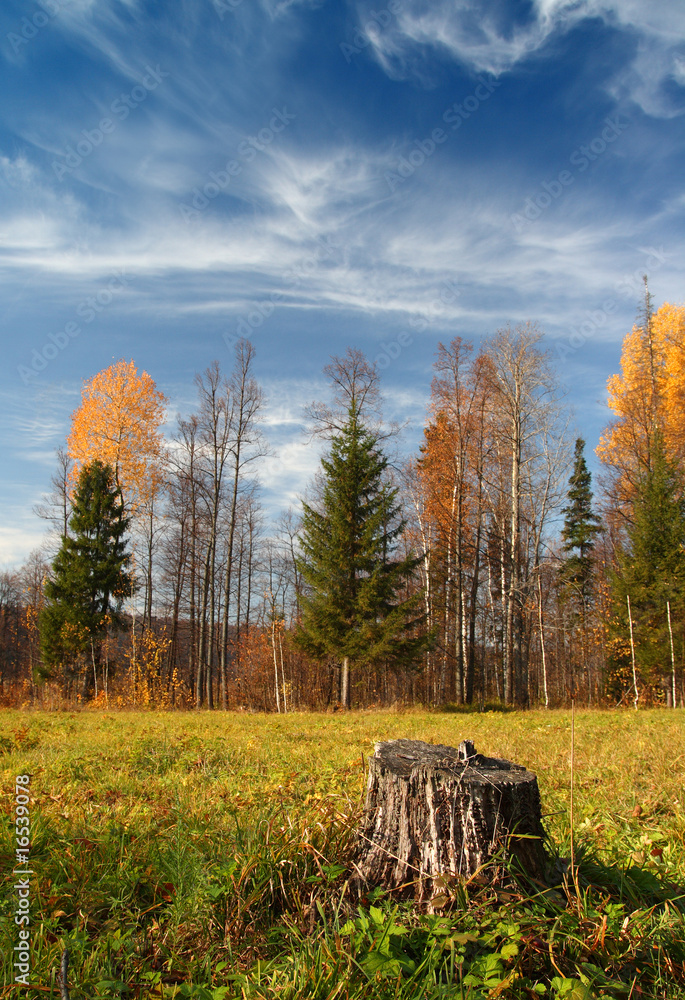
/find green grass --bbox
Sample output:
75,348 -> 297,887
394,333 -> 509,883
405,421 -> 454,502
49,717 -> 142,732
1,708 -> 684,998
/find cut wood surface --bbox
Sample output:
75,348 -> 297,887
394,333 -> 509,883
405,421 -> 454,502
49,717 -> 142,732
354,738 -> 546,907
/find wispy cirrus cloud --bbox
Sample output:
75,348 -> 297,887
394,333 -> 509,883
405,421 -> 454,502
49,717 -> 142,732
360,0 -> 685,118
1,0 -> 683,569
1,135 -> 682,344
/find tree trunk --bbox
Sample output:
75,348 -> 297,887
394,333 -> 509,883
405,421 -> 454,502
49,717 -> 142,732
506,399 -> 521,706
341,655 -> 350,709
145,504 -> 154,628
466,504 -> 482,704
220,444 -> 241,710
354,738 -> 546,908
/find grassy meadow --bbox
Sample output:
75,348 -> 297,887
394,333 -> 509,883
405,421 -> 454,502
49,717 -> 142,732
1,707 -> 685,999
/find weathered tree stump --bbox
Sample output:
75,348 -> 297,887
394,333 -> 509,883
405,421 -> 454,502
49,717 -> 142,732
353,738 -> 546,907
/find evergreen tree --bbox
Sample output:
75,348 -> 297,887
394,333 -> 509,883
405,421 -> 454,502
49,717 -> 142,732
559,438 -> 602,611
295,400 -> 425,708
40,460 -> 134,696
607,433 -> 685,696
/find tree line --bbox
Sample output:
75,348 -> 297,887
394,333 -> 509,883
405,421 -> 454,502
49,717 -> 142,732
2,296 -> 684,710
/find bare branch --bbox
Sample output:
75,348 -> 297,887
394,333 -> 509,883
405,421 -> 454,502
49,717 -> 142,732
304,346 -> 385,439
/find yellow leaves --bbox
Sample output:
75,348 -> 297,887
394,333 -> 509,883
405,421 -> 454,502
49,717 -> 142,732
67,359 -> 167,514
23,604 -> 40,638
125,626 -> 173,707
60,620 -> 91,642
597,302 -> 685,501
658,304 -> 685,454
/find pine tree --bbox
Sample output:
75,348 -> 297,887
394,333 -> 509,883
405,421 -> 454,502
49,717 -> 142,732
295,400 -> 425,708
560,438 -> 602,611
607,433 -> 685,697
40,460 -> 134,696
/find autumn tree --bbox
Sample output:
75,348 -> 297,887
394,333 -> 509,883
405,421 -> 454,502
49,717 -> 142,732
415,339 -> 488,704
0,572 -> 22,692
606,433 -> 685,701
66,360 -> 167,627
597,298 -> 685,516
40,460 -> 134,698
68,359 -> 167,514
597,297 -> 685,701
411,329 -> 568,708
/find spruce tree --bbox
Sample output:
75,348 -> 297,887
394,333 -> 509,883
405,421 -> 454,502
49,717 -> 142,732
608,433 -> 685,695
295,400 -> 425,707
40,460 -> 134,696
559,438 -> 602,610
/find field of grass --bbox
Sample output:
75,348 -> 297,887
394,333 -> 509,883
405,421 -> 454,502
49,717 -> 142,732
1,707 -> 684,999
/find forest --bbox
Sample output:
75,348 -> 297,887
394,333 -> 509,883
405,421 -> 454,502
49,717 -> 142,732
2,293 -> 684,712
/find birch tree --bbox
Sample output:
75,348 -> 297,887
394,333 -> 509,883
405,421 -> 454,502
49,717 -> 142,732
482,323 -> 567,705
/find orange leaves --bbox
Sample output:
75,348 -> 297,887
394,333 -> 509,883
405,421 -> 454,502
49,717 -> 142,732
597,303 -> 685,493
23,604 -> 40,638
418,338 -> 486,545
657,304 -> 685,455
124,625 -> 174,707
67,359 -> 167,513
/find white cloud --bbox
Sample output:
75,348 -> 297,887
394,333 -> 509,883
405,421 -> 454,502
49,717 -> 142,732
255,388 -> 324,517
0,77 -> 681,378
0,522 -> 50,569
362,0 -> 685,118
2,140 -> 678,341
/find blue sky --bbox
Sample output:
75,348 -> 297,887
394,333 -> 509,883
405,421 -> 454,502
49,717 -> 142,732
1,0 -> 684,567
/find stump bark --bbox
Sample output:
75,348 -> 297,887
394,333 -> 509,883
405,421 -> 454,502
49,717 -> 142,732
354,738 -> 546,906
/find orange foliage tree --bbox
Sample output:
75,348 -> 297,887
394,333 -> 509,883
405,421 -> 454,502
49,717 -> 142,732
597,301 -> 685,512
598,299 -> 685,703
415,338 -> 489,704
67,359 -> 168,515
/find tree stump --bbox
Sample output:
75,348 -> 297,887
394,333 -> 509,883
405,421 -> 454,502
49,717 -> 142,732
353,738 -> 546,907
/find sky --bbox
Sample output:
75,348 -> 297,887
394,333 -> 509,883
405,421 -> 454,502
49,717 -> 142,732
1,0 -> 684,569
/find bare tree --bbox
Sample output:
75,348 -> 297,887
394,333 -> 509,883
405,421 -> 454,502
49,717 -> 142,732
482,323 -> 568,705
33,447 -> 73,548
193,361 -> 235,708
304,346 -> 386,439
218,340 -> 266,709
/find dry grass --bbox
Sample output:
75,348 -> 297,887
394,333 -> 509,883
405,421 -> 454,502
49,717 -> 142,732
1,707 -> 684,998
